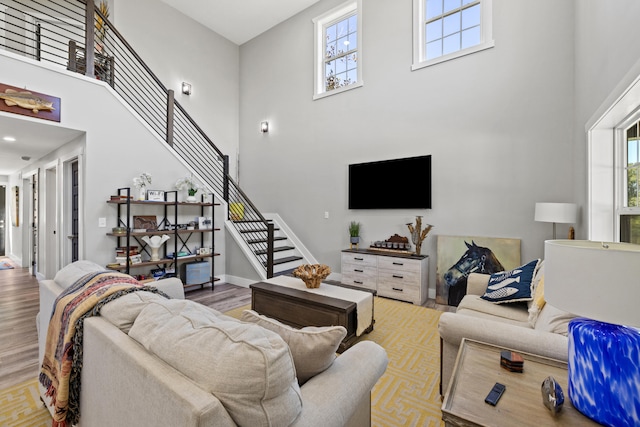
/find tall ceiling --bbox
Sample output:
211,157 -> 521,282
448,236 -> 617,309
160,0 -> 323,45
0,1 -> 322,176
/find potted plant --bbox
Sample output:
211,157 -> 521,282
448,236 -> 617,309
132,172 -> 152,200
349,221 -> 361,248
175,173 -> 201,202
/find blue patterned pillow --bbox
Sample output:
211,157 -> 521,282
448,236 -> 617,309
481,259 -> 541,304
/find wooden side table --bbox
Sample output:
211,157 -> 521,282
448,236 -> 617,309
441,339 -> 601,427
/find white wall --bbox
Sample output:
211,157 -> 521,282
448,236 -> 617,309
573,0 -> 640,240
114,0 -> 240,178
0,53 -> 226,278
239,0 -> 576,292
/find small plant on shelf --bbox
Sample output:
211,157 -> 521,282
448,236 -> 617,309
132,172 -> 152,200
175,173 -> 201,202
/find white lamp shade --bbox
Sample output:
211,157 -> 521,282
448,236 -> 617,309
535,203 -> 578,223
545,240 -> 640,328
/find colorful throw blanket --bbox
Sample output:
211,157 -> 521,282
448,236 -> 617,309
40,271 -> 167,427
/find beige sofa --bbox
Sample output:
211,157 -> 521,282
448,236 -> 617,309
437,267 -> 577,394
37,261 -> 388,427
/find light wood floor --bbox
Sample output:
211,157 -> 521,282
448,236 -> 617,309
0,259 -> 453,390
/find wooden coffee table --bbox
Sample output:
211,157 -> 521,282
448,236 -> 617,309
442,339 -> 600,427
250,281 -> 374,352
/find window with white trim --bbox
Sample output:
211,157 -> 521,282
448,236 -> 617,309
412,0 -> 494,70
313,0 -> 362,100
618,120 -> 640,244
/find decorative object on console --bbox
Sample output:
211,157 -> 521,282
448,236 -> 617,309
349,221 -> 361,249
436,236 -> 521,307
406,216 -> 433,256
132,172 -> 152,201
534,202 -> 577,239
142,234 -> 171,262
371,234 -> 411,252
541,376 -> 564,415
292,264 -> 331,289
175,173 -> 201,202
545,240 -> 640,427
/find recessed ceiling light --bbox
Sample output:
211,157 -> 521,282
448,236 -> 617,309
3,136 -> 16,142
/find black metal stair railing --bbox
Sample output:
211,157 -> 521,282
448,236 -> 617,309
0,0 -> 275,277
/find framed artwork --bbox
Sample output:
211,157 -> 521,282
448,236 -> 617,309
146,190 -> 165,201
436,235 -> 521,307
0,82 -> 61,122
198,216 -> 212,229
133,215 -> 157,231
11,186 -> 19,227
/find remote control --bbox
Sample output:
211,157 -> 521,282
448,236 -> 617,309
485,382 -> 506,406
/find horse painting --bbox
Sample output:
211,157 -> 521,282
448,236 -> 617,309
443,241 -> 505,306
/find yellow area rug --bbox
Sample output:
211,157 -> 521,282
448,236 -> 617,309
4,297 -> 444,427
225,297 -> 445,427
0,379 -> 51,426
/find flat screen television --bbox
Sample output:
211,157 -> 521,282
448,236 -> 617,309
348,155 -> 432,209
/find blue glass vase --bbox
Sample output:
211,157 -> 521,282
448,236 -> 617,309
568,318 -> 640,427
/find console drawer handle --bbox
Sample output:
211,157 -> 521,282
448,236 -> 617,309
354,281 -> 364,284
355,269 -> 364,273
393,275 -> 404,279
354,257 -> 364,261
392,287 -> 403,292
393,262 -> 404,266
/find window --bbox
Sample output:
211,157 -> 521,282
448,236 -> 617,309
313,0 -> 362,100
619,120 -> 640,244
412,0 -> 494,70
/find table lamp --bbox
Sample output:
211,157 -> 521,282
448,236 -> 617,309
544,240 -> 640,427
535,203 -> 578,239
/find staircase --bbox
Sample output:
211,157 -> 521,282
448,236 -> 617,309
0,0 -> 312,279
227,213 -> 317,279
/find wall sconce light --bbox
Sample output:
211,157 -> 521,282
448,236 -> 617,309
181,82 -> 192,95
260,121 -> 269,133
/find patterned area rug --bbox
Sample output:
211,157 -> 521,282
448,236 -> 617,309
0,379 -> 51,426
0,260 -> 15,270
225,296 -> 445,427
4,297 -> 444,427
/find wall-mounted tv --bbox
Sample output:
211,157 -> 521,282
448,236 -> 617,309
348,155 -> 432,209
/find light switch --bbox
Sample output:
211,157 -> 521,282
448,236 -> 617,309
324,211 -> 329,219
98,217 -> 107,227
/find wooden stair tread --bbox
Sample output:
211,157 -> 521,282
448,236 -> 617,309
264,255 -> 303,266
247,236 -> 287,244
255,246 -> 294,256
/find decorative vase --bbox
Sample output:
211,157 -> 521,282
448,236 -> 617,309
187,194 -> 197,203
138,186 -> 146,201
142,235 -> 171,261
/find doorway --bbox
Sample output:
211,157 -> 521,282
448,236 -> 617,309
0,185 -> 5,256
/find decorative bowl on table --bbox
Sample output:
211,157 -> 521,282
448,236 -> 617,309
292,264 -> 331,289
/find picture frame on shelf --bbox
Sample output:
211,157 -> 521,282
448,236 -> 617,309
133,215 -> 158,231
147,190 -> 165,201
198,216 -> 212,229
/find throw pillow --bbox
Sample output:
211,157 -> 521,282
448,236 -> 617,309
527,275 -> 546,327
240,309 -> 347,385
100,291 -> 167,333
481,259 -> 541,304
534,303 -> 577,336
54,260 -> 106,289
129,299 -> 302,426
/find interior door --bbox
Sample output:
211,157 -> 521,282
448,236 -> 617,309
70,160 -> 78,262
0,185 -> 5,256
31,173 -> 38,276
45,165 -> 58,278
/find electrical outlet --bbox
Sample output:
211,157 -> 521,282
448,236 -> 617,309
98,217 -> 106,227
324,211 -> 329,219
